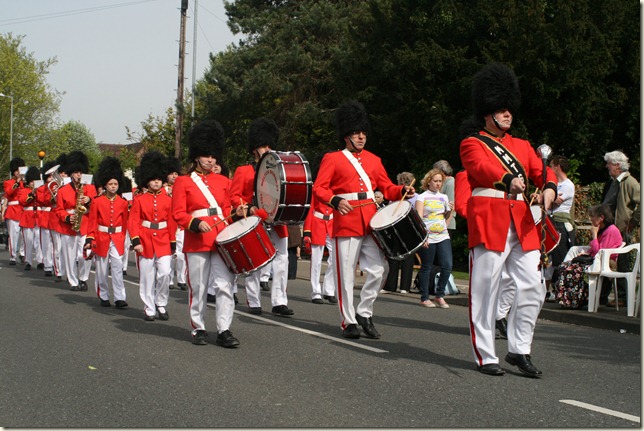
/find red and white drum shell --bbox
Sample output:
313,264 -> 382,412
254,151 -> 312,225
530,205 -> 562,254
216,216 -> 277,276
370,200 -> 429,261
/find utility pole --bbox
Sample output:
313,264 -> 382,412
191,0 -> 198,118
175,0 -> 188,159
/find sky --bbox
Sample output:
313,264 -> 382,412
1,0 -> 239,144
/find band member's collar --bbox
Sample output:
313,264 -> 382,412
147,189 -> 163,196
482,128 -> 506,140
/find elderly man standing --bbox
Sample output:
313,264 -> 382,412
600,150 -> 640,307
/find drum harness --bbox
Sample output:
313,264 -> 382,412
190,172 -> 225,226
337,149 -> 375,203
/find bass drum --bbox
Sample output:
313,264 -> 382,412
370,200 -> 428,261
216,216 -> 276,276
254,151 -> 312,224
530,205 -> 562,254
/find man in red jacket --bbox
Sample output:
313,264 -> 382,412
17,166 -> 41,270
459,63 -> 556,377
4,157 -> 25,265
313,100 -> 414,339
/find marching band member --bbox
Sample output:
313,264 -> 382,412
230,117 -> 294,317
165,157 -> 188,291
129,152 -> 176,320
85,157 -> 129,308
4,157 -> 25,265
120,175 -> 133,276
172,120 -> 243,347
37,161 -> 57,277
50,154 -> 69,283
302,192 -> 336,304
17,167 -> 41,270
55,151 -> 98,291
313,100 -> 414,339
459,63 -> 556,377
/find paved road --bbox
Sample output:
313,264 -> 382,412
0,249 -> 640,428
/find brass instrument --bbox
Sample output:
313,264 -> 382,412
45,164 -> 63,200
71,182 -> 87,232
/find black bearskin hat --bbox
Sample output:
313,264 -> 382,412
165,157 -> 182,177
25,166 -> 41,184
9,157 -> 25,174
95,156 -> 124,188
41,161 -> 57,179
471,63 -> 521,120
247,117 -> 279,154
55,153 -> 68,174
335,100 -> 371,144
188,120 -> 225,162
121,176 -> 133,193
65,150 -> 89,174
137,151 -> 168,187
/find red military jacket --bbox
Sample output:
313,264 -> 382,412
454,171 -> 471,219
18,186 -> 37,228
3,178 -> 23,221
86,194 -> 130,257
312,149 -> 403,237
128,190 -> 175,259
303,193 -> 333,245
54,182 -> 98,236
172,171 -> 233,253
35,184 -> 54,230
229,163 -> 288,238
460,130 -> 557,252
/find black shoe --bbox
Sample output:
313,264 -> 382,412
55,276 -> 63,282
207,293 -> 217,304
169,284 -> 175,290
122,270 -> 127,276
37,263 -> 44,270
312,298 -> 324,304
356,314 -> 381,339
9,260 -> 16,266
192,330 -> 207,345
234,293 -> 239,304
156,306 -> 169,320
144,314 -> 155,321
343,324 -> 361,339
495,318 -> 508,339
24,263 -> 31,271
216,330 -> 240,348
478,363 -> 506,376
249,307 -> 262,315
44,270 -> 53,277
79,281 -> 88,291
272,305 -> 294,316
505,353 -> 542,378
114,300 -> 128,309
100,299 -> 111,307
19,255 -> 25,263
178,283 -> 188,291
70,285 -> 81,291
324,295 -> 338,304
260,281 -> 270,291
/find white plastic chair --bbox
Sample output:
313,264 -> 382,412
587,243 -> 640,317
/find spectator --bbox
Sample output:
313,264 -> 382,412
287,224 -> 301,280
433,160 -> 455,232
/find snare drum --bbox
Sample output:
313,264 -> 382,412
369,200 -> 428,260
255,151 -> 312,224
216,216 -> 276,276
530,205 -> 561,254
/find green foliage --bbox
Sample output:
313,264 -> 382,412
126,107 -> 177,159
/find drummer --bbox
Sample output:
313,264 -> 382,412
171,119 -> 245,348
312,100 -> 414,339
229,117 -> 294,317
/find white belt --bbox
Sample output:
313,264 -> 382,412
142,220 -> 167,229
471,187 -> 524,201
191,207 -> 222,217
336,191 -> 374,201
98,225 -> 122,233
39,207 -> 51,212
23,207 -> 34,211
314,211 -> 333,221
7,201 -> 19,206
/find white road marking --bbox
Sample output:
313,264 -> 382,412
560,400 -> 640,423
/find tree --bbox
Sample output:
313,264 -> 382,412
126,107 -> 177,159
50,120 -> 101,172
0,33 -> 61,171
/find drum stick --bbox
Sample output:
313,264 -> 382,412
394,178 -> 416,214
209,213 -> 234,229
353,201 -> 376,208
240,198 -> 247,219
529,188 -> 540,207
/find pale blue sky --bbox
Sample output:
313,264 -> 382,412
0,0 -> 238,144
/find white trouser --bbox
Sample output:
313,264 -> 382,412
495,271 -> 515,320
335,235 -> 386,328
208,274 -> 238,295
137,254 -> 171,317
60,233 -> 91,287
121,232 -> 131,271
6,218 -> 20,261
51,230 -> 65,277
171,229 -> 187,285
20,227 -> 35,266
33,226 -> 42,264
95,241 -> 126,302
40,228 -> 54,271
310,235 -> 335,299
244,230 -> 288,308
186,251 -> 235,335
469,222 -> 545,367
260,264 -> 271,282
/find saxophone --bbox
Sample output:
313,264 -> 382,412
71,183 -> 87,232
